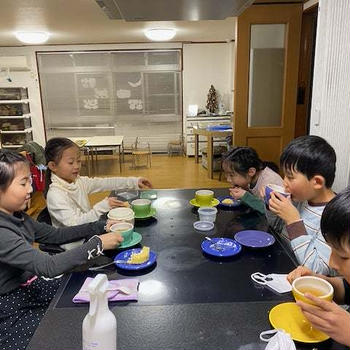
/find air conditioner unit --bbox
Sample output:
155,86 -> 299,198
0,56 -> 30,71
95,0 -> 254,21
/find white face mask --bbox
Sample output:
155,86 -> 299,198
251,272 -> 292,294
260,329 -> 296,350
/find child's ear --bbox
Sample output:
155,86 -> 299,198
47,161 -> 56,172
247,167 -> 257,178
312,175 -> 325,189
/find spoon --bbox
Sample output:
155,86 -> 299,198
80,285 -> 131,295
205,237 -> 224,251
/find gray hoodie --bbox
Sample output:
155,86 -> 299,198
0,211 -> 105,294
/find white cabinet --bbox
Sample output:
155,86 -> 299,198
0,88 -> 33,149
184,115 -> 231,156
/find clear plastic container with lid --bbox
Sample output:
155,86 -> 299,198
198,207 -> 218,223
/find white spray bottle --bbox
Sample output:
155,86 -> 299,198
82,274 -> 117,350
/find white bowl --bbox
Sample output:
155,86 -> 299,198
107,207 -> 135,225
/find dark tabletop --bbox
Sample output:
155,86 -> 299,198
27,189 -> 346,350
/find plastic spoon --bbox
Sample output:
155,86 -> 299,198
80,285 -> 131,295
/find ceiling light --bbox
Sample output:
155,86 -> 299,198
15,31 -> 50,44
144,28 -> 176,41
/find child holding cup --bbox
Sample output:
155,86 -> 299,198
44,137 -> 152,249
222,146 -> 284,215
269,136 -> 336,274
0,150 -> 124,350
287,187 -> 350,347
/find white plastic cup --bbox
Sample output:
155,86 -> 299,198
198,207 -> 218,223
107,207 -> 135,226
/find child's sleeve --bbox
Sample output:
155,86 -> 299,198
0,225 -> 105,278
47,189 -> 109,226
286,220 -> 332,275
82,176 -> 140,194
240,191 -> 266,215
33,216 -> 105,244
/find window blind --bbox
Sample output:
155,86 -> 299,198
37,50 -> 182,152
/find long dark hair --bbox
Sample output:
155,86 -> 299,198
0,150 -> 29,192
222,146 -> 279,176
44,137 -> 78,196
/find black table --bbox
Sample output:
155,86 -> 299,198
28,189 -> 345,350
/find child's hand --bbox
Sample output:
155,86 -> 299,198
229,187 -> 246,200
99,232 -> 123,250
259,186 -> 266,200
108,197 -> 129,208
138,177 -> 153,189
268,192 -> 300,225
105,219 -> 122,232
287,265 -> 314,284
297,296 -> 350,347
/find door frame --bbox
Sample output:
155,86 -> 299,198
234,4 -> 302,164
295,4 -> 318,137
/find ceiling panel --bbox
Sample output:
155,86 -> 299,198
0,0 -> 238,46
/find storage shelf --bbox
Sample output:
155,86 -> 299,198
0,99 -> 29,103
1,144 -> 26,148
184,115 -> 231,156
0,115 -> 30,119
1,128 -> 32,134
0,87 -> 33,147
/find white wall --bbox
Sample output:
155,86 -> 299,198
183,42 -> 234,119
309,0 -> 350,192
0,42 -> 233,147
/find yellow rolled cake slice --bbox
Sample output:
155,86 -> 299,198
128,246 -> 150,264
222,198 -> 234,205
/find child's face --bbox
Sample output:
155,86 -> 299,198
50,146 -> 81,183
329,240 -> 350,283
223,163 -> 250,189
283,168 -> 316,202
0,163 -> 32,214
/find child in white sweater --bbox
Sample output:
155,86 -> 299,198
45,137 -> 152,249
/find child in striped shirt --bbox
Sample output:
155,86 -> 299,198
269,135 -> 336,274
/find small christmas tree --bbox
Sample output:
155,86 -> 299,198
206,85 -> 218,114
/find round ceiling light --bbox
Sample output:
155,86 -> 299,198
15,31 -> 50,44
144,28 -> 176,41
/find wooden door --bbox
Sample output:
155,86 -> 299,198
295,5 -> 318,138
234,4 -> 302,166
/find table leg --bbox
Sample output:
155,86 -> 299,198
121,140 -> 125,163
195,134 -> 199,163
90,147 -> 96,176
86,148 -> 91,177
208,136 -> 213,179
119,145 -> 122,173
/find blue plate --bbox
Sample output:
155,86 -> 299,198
217,196 -> 241,208
234,230 -> 275,248
201,238 -> 242,257
114,248 -> 157,270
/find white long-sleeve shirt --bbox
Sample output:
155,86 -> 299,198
47,173 -> 140,249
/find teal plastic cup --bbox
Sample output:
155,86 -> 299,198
110,222 -> 134,244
